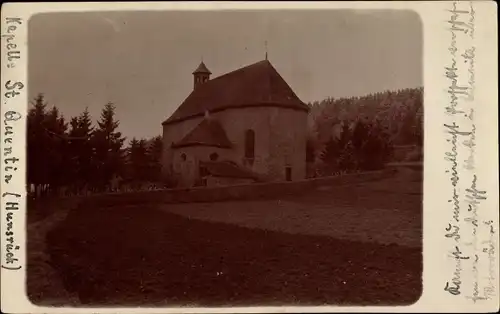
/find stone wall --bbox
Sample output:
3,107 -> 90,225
392,145 -> 421,162
206,176 -> 255,187
81,169 -> 396,208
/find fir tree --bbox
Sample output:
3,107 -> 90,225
320,136 -> 341,174
126,138 -> 150,188
68,107 -> 94,193
27,94 -> 49,196
44,106 -> 68,192
147,136 -> 163,181
92,102 -> 125,191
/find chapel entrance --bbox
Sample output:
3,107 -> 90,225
285,166 -> 292,181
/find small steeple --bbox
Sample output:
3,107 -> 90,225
193,61 -> 211,90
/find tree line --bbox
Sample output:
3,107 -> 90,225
28,87 -> 423,196
28,94 -> 163,198
306,87 -> 423,176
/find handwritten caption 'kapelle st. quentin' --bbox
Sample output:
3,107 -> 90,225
2,16 -> 24,271
443,1 -> 496,303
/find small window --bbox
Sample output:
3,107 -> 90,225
244,129 -> 255,159
210,152 -> 219,161
181,153 -> 186,161
285,167 -> 292,181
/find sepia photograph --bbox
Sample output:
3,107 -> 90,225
25,9 -> 424,307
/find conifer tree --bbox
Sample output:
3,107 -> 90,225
92,102 -> 125,191
126,138 -> 150,188
147,136 -> 163,182
320,136 -> 340,174
27,94 -> 50,196
126,138 -> 139,182
44,106 -> 68,192
67,107 -> 94,193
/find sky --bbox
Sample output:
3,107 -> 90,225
28,9 -> 422,141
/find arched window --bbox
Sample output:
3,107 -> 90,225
181,153 -> 186,161
244,129 -> 255,159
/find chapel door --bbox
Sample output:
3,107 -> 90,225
285,167 -> 292,181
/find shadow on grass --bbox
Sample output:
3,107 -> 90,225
38,203 -> 422,307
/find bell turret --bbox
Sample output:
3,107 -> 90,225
193,61 -> 211,89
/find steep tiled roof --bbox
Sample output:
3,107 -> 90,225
163,60 -> 309,125
200,161 -> 258,180
171,117 -> 232,148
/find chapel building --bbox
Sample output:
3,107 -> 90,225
161,59 -> 309,187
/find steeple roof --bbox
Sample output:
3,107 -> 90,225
192,61 -> 212,75
163,59 -> 309,125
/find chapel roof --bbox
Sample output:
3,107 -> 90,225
171,117 -> 232,149
163,59 -> 309,125
200,161 -> 258,180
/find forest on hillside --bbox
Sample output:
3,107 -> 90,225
305,87 -> 423,176
27,87 -> 423,197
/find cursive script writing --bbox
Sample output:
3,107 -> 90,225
3,110 -> 22,184
443,1 -> 496,303
1,17 -> 22,69
2,192 -> 21,270
1,16 -> 25,273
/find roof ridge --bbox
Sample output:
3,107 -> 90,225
209,59 -> 270,82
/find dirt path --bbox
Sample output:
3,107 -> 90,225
27,201 -> 81,306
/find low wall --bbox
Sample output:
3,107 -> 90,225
386,162 -> 423,174
80,169 -> 397,208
